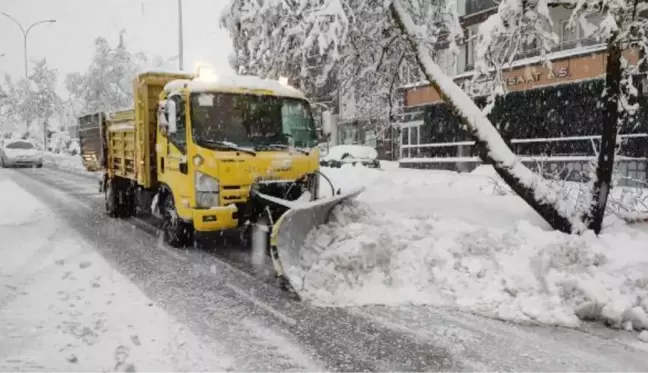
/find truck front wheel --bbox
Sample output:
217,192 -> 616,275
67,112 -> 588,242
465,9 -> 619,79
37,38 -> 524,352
105,182 -> 118,218
162,195 -> 194,248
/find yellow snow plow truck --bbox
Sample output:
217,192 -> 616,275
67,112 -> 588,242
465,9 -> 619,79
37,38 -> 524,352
78,70 -> 364,295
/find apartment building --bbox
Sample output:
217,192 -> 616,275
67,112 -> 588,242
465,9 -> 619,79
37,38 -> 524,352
397,0 -> 648,185
298,48 -> 401,159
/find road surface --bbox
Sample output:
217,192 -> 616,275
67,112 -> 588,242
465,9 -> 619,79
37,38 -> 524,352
3,166 -> 648,371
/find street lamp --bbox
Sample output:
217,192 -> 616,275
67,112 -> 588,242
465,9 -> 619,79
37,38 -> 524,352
1,12 -> 56,77
177,0 -> 184,70
141,0 -> 183,70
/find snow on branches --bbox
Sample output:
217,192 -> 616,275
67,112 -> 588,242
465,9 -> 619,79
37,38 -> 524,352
65,32 -> 175,115
474,0 -> 558,110
220,0 -> 462,120
222,0 -> 647,233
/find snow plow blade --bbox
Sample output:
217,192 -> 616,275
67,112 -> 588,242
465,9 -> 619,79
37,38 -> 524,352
266,187 -> 365,298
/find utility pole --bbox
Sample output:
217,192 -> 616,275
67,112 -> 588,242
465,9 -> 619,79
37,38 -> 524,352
178,0 -> 184,70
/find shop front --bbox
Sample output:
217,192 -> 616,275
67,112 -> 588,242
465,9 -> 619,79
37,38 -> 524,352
398,48 -> 648,186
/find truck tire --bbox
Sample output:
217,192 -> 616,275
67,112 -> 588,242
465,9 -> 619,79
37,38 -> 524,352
161,195 -> 194,248
105,179 -> 134,218
121,187 -> 137,218
105,182 -> 119,218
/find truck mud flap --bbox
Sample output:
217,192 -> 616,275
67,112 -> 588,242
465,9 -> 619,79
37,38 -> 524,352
269,187 -> 365,298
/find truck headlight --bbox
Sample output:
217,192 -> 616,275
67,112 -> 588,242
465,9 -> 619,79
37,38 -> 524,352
195,171 -> 219,208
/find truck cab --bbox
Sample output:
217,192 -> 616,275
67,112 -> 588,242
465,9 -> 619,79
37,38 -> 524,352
97,70 -> 327,248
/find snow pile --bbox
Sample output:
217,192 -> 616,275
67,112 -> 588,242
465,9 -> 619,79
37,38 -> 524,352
293,201 -> 648,330
308,164 -> 648,334
320,164 -> 552,229
43,152 -> 84,171
43,152 -> 102,179
0,178 -> 232,371
322,145 -> 379,161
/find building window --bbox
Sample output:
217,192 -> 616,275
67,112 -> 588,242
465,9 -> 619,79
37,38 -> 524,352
365,129 -> 377,148
399,61 -> 419,85
465,27 -> 477,71
400,120 -> 423,159
560,20 -> 580,45
456,0 -> 466,16
437,48 -> 457,77
401,128 -> 409,158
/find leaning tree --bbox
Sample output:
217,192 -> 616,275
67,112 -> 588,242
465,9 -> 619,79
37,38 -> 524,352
221,0 -> 648,233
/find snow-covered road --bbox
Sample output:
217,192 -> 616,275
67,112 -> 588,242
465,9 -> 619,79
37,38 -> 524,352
0,171 -> 234,371
2,164 -> 648,371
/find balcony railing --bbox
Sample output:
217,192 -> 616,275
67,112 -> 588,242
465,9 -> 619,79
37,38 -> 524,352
461,36 -> 604,74
465,0 -> 498,16
515,36 -> 603,60
400,133 -> 648,160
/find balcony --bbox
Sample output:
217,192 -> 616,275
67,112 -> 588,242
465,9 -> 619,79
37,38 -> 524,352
460,36 -> 605,74
465,0 -> 498,16
515,36 -> 603,60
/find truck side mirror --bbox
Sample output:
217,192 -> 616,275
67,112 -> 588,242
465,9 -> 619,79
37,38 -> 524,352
166,99 -> 178,135
321,110 -> 333,137
157,100 -> 169,136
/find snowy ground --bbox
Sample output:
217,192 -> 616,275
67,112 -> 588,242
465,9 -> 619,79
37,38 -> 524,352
5,158 -> 648,370
300,164 -> 648,342
0,173 -> 233,371
36,153 -> 648,342
43,152 -> 102,180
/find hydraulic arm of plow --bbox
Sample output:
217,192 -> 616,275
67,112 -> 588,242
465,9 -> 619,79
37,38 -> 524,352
247,172 -> 365,299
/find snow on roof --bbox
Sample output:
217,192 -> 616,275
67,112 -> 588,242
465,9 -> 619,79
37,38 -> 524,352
163,79 -> 191,93
138,68 -> 193,77
187,74 -> 307,100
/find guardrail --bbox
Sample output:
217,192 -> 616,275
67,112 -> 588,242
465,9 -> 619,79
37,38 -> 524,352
399,133 -> 648,185
401,133 -> 648,159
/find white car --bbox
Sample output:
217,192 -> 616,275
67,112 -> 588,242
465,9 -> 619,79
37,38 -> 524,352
0,139 -> 44,168
320,144 -> 381,168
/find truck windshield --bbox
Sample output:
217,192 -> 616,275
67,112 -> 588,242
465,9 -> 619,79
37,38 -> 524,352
190,92 -> 318,150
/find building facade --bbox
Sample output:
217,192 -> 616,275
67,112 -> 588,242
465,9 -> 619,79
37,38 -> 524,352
397,2 -> 648,186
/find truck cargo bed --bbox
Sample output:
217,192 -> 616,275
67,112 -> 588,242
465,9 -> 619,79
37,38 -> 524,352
78,113 -> 105,172
106,110 -> 137,180
86,71 -> 193,187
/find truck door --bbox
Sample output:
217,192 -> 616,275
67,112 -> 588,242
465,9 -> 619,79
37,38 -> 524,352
160,94 -> 192,214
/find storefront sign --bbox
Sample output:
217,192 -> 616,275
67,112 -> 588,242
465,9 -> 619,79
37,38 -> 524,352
460,67 -> 570,97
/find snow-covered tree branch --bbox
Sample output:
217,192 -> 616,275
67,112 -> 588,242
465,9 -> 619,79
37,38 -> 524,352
66,31 -> 175,115
221,0 -> 461,123
221,0 -> 648,234
0,59 -> 61,141
477,0 -> 648,231
474,0 -> 558,113
389,0 -> 587,234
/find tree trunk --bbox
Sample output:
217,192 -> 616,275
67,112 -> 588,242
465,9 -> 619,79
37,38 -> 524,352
586,37 -> 622,234
389,0 -> 576,234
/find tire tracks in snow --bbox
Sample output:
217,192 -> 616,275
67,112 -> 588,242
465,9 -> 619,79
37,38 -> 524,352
8,167 -> 463,372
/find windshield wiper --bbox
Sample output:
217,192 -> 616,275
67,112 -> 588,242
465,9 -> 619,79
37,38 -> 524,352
256,144 -> 310,155
197,140 -> 256,156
